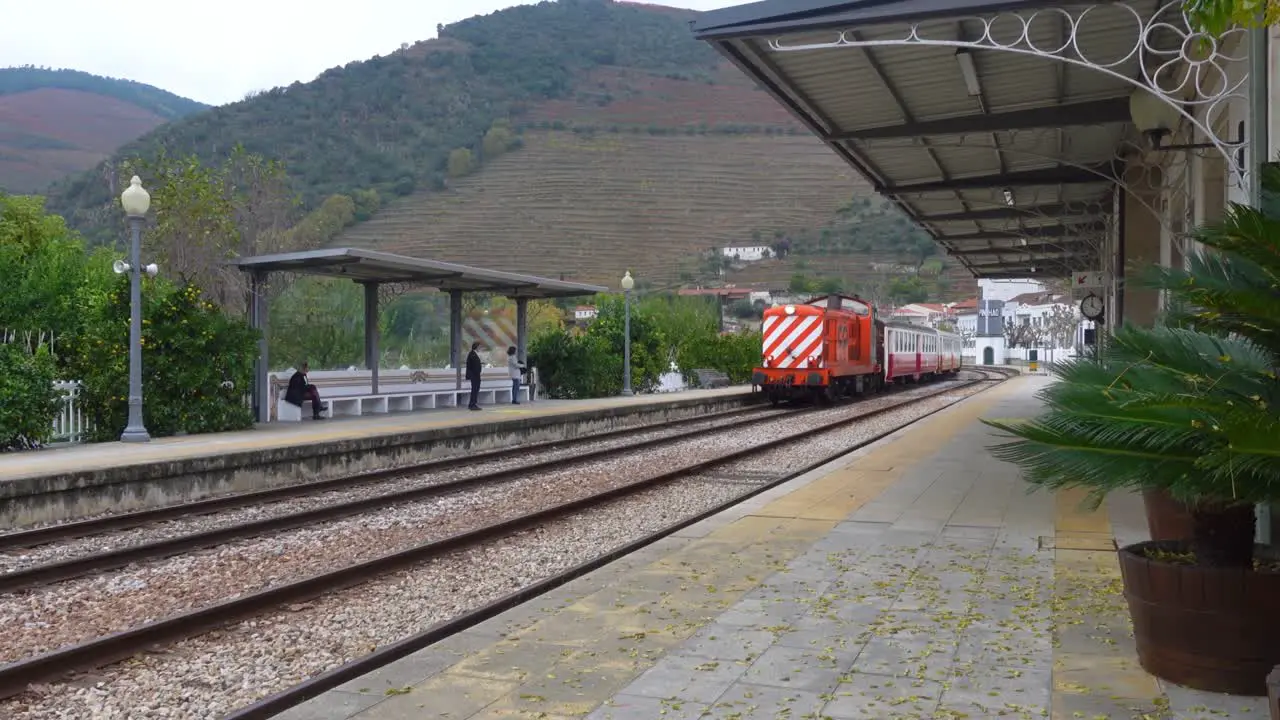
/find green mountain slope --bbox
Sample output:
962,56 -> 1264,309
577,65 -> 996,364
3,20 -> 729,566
0,67 -> 209,119
46,0 -> 726,240
36,0 -> 974,299
0,67 -> 207,193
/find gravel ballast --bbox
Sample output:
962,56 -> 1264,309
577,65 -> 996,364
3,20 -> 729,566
0,408 -> 797,574
0,376 -> 998,719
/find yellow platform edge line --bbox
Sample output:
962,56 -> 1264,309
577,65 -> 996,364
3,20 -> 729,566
1050,488 -> 1161,720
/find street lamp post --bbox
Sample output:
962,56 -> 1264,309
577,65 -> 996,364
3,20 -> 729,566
119,176 -> 151,443
620,271 -> 634,397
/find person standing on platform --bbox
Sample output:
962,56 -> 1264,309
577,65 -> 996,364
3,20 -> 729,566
465,342 -> 484,411
506,345 -> 525,405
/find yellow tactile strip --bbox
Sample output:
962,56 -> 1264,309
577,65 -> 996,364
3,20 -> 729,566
1050,488 -> 1167,720
350,380 -> 1020,718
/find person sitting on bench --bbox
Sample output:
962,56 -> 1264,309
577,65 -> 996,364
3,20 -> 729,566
286,362 -> 326,420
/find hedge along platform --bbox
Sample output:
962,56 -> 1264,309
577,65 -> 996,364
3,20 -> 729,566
0,387 -> 757,529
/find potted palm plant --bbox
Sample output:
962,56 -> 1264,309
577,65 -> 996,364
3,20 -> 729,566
982,164 -> 1280,696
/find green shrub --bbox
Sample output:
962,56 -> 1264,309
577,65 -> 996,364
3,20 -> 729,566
529,295 -> 668,399
529,329 -> 618,399
66,277 -> 259,441
0,343 -> 61,451
676,331 -> 761,385
529,295 -> 764,397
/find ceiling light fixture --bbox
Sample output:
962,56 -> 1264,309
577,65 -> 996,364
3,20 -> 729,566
955,50 -> 981,97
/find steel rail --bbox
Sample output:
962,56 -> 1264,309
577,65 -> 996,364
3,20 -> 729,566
0,406 -> 810,592
0,403 -> 776,552
221,371 -> 1006,720
0,374 -> 1000,700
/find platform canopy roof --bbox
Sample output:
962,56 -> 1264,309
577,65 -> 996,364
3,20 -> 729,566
691,0 -> 1184,280
232,247 -> 608,299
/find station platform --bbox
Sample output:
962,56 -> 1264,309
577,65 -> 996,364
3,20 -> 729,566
279,374 -> 1262,720
0,387 -> 755,528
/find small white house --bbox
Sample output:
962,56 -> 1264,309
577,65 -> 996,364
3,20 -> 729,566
722,246 -> 771,262
574,306 -> 598,321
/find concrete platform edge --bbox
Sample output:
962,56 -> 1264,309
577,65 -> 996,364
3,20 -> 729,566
0,389 -> 758,528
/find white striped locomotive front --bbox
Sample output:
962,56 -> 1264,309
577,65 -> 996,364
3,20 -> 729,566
761,304 -> 825,372
751,298 -> 880,404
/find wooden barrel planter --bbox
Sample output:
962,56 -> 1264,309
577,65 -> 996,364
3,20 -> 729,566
1141,488 -> 1196,541
1119,540 -> 1280,696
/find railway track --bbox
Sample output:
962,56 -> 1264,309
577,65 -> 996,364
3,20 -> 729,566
0,403 -> 789,552
0,404 -> 818,592
0,369 -> 1007,711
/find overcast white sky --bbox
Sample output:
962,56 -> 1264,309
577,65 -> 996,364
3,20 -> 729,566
2,0 -> 741,107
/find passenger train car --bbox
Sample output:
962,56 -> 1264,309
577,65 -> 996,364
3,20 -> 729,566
883,320 -> 963,383
752,294 -> 962,404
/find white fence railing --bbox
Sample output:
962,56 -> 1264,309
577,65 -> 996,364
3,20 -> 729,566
47,366 -> 545,445
51,380 -> 90,445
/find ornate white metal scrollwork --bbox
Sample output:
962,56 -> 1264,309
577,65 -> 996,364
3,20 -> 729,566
767,0 -> 1250,191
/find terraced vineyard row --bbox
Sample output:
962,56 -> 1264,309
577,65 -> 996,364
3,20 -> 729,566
524,67 -> 805,130
337,130 -> 864,287
728,256 -> 979,299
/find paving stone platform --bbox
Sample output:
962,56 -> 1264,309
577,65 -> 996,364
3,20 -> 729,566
278,375 -> 1265,720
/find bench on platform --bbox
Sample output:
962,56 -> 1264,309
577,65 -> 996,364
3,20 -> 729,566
268,367 -> 535,422
275,382 -> 531,422
692,369 -> 731,389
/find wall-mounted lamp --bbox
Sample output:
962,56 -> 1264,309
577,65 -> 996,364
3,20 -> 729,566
955,50 -> 981,97
1001,188 -> 1015,207
1129,88 -> 1245,165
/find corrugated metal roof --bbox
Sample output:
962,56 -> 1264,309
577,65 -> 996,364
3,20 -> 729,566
231,248 -> 607,299
693,0 -> 1165,278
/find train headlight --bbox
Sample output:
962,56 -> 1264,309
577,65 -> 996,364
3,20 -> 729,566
784,305 -> 796,315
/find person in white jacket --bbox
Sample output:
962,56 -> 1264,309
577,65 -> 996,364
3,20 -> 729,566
506,346 -> 526,405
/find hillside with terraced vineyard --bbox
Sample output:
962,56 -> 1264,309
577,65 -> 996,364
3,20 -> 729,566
42,0 -> 972,300
339,130 -> 867,288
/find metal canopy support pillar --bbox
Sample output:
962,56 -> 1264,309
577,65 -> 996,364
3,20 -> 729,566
1250,25 -> 1273,547
515,297 -> 528,361
515,297 -> 529,403
450,290 -> 463,391
364,282 -> 380,395
250,271 -> 270,424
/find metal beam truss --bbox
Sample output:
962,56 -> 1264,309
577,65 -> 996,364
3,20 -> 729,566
755,0 -> 1251,276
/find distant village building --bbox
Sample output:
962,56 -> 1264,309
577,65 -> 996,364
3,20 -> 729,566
949,281 -> 1087,365
890,303 -> 955,328
1001,290 -> 1088,363
573,306 -> 598,322
720,246 -> 771,262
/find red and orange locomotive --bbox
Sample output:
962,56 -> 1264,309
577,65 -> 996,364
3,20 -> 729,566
751,294 -> 962,405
